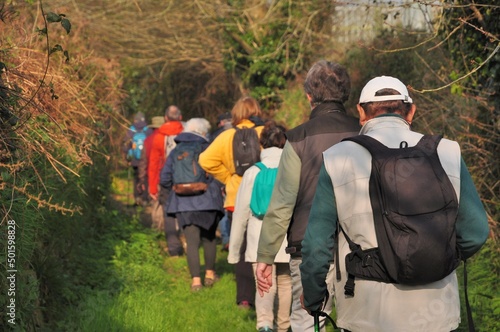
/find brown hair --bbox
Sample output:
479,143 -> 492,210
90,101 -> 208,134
360,88 -> 413,117
230,96 -> 263,127
260,120 -> 287,149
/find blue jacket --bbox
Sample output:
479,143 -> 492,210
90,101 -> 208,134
160,132 -> 224,215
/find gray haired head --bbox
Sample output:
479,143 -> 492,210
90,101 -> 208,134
303,60 -> 351,106
184,118 -> 211,138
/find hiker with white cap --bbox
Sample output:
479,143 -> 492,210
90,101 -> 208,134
300,76 -> 489,331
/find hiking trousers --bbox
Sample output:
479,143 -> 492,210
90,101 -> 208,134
182,221 -> 217,278
164,214 -> 184,256
289,258 -> 334,332
252,262 -> 292,332
228,211 -> 256,306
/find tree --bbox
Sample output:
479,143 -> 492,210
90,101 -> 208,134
439,0 -> 499,231
57,0 -> 336,118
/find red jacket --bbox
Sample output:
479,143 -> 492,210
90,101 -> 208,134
137,129 -> 158,189
148,121 -> 184,196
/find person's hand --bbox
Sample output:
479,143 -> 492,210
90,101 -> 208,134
149,192 -> 158,201
255,262 -> 273,297
300,292 -> 311,315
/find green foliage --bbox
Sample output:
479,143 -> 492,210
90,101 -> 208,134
343,30 -> 424,112
35,10 -> 71,62
120,61 -> 239,124
45,12 -> 72,35
439,2 -> 499,227
456,239 -> 500,332
273,83 -> 310,129
0,197 -> 43,331
221,1 -> 332,109
440,1 -> 499,104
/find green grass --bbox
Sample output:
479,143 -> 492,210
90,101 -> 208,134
58,205 -> 257,332
53,170 -> 498,332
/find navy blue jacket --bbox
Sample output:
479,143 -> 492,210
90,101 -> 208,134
160,132 -> 224,215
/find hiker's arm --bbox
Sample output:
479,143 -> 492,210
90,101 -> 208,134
300,164 -> 337,312
256,262 -> 273,297
199,130 -> 233,184
257,142 -> 300,264
456,158 -> 490,259
148,134 -> 162,197
159,151 -> 174,190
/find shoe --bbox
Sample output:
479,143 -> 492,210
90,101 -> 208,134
169,254 -> 183,258
191,284 -> 202,292
238,300 -> 251,309
169,250 -> 184,257
221,244 -> 229,252
204,274 -> 220,287
258,327 -> 273,332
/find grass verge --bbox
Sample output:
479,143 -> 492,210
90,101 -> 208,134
57,174 -> 257,332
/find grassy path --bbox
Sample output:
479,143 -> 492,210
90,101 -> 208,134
56,171 -> 498,331
59,172 -> 258,331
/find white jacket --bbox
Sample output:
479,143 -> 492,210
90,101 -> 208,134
325,116 -> 461,332
228,147 -> 290,264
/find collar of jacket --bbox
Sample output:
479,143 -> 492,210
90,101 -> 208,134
237,118 -> 258,129
309,101 -> 346,120
360,115 -> 411,135
158,120 -> 184,135
174,131 -> 209,143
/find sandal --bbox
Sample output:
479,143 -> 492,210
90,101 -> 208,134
191,284 -> 203,292
204,274 -> 220,287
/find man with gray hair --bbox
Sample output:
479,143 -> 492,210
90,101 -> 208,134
256,60 -> 360,331
149,105 -> 185,257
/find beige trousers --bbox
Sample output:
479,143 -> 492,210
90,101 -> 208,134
252,262 -> 292,332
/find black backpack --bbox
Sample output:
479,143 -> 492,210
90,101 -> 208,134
339,134 -> 460,296
171,141 -> 208,196
232,125 -> 261,176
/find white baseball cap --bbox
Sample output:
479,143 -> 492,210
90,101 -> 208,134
359,76 -> 413,104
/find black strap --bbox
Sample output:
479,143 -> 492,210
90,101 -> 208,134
464,260 -> 476,332
342,134 -> 443,163
312,310 -> 339,331
344,274 -> 355,297
339,224 -> 359,252
339,225 -> 359,296
335,222 -> 341,281
311,289 -> 336,331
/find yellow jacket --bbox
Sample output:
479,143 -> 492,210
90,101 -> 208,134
199,119 -> 263,209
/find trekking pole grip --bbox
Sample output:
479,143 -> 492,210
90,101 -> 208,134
313,311 -> 320,332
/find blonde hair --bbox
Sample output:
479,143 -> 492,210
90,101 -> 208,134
230,96 -> 262,127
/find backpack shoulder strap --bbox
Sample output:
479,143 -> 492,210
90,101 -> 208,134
342,135 -> 389,157
164,134 -> 177,159
254,162 -> 266,170
344,134 -> 444,159
414,134 -> 442,152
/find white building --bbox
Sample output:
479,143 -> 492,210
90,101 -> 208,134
332,0 -> 441,45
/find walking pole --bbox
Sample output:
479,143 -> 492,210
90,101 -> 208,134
127,166 -> 131,206
314,311 -> 320,332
